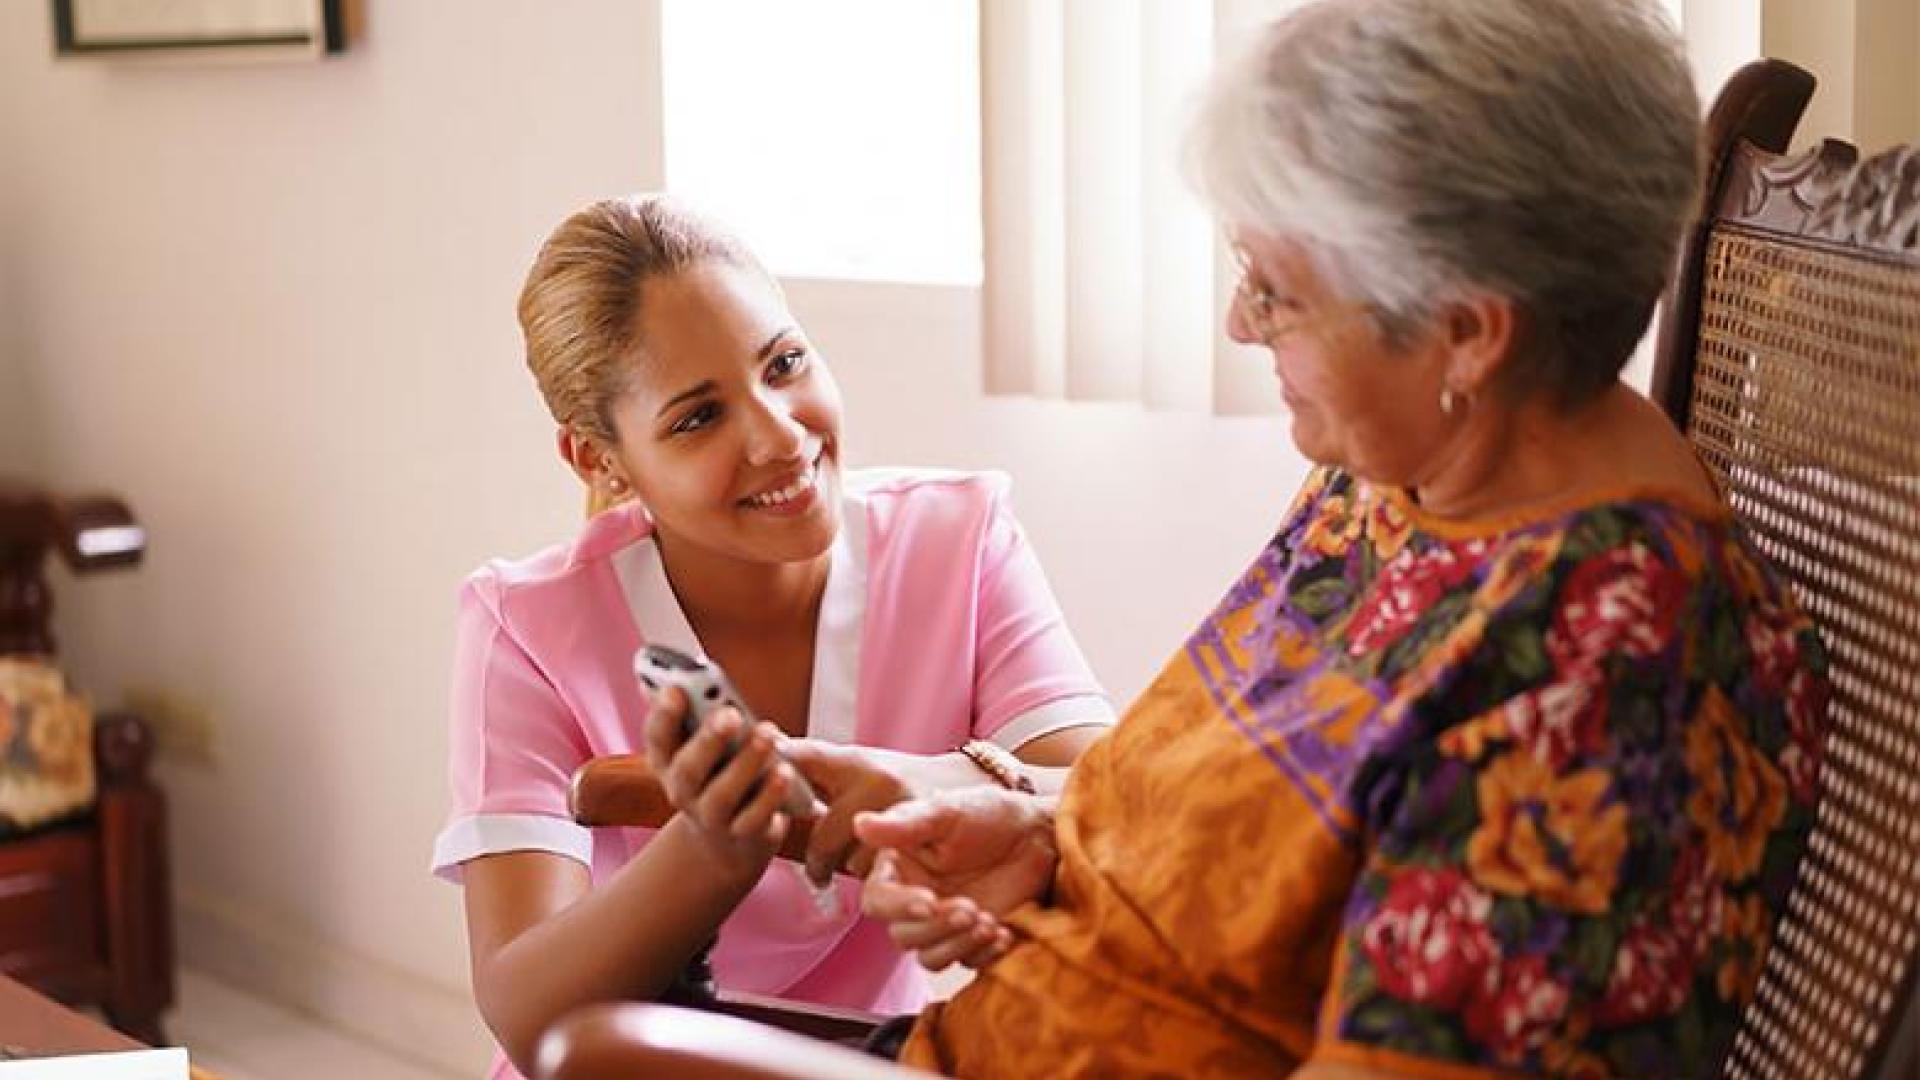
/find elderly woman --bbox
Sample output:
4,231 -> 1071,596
813,0 -> 1831,1076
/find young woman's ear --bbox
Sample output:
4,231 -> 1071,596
556,427 -> 629,491
558,427 -> 638,516
556,426 -> 595,485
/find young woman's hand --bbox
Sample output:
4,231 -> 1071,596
852,788 -> 1057,972
643,685 -> 798,879
780,742 -> 945,886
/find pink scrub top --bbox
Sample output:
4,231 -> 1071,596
433,469 -> 1110,1078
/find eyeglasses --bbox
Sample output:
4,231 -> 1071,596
1228,242 -> 1372,344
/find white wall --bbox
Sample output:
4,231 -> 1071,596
0,311 -> 33,476
1761,0 -> 1920,152
0,2 -> 1302,1072
1678,0 -> 1920,152
0,164 -> 39,475
1678,0 -> 1764,104
1766,0 -> 1857,147
1852,0 -> 1920,151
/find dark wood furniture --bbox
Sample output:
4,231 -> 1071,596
1649,58 -> 1920,1080
534,1001 -> 924,1080
0,973 -> 218,1079
0,481 -> 173,1044
0,968 -> 146,1055
535,60 -> 1920,1080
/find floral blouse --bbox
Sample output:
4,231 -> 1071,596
904,467 -> 1828,1078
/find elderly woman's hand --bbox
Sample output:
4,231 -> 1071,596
780,742 -> 990,887
852,788 -> 1057,972
643,685 -> 802,879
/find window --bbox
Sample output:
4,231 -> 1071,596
980,0 -> 1274,414
661,0 -> 982,285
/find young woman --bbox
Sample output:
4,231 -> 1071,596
430,196 -> 1110,1077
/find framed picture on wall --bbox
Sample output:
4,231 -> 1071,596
52,0 -> 346,59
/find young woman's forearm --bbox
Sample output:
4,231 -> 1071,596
473,817 -> 761,1071
1018,765 -> 1074,795
1012,721 -> 1106,794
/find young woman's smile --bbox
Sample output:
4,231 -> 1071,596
736,435 -> 827,516
603,261 -> 846,566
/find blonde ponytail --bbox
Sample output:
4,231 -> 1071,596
516,195 -> 760,515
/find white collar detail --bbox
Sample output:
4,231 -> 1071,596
610,494 -> 869,746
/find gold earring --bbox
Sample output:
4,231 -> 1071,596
606,476 -> 626,494
1440,388 -> 1462,416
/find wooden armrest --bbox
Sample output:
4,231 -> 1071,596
533,1003 -> 926,1080
568,754 -> 675,828
712,989 -> 884,1046
568,755 -> 815,863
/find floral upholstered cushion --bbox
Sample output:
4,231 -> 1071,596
0,657 -> 97,834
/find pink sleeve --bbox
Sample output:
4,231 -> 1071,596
433,569 -> 594,881
971,489 -> 1110,746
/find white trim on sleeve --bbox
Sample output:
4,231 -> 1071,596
988,694 -> 1114,753
431,813 -> 594,884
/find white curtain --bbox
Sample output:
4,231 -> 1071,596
977,0 -> 1796,416
981,0 -> 1282,415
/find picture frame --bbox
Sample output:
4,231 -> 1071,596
52,0 -> 346,60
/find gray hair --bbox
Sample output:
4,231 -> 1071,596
1188,0 -> 1701,407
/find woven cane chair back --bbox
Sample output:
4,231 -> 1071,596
1653,60 -> 1920,1080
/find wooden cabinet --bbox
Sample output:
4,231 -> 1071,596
0,715 -> 174,1044
0,481 -> 172,1043
0,828 -> 104,998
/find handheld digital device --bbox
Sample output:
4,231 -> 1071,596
634,643 -> 821,820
